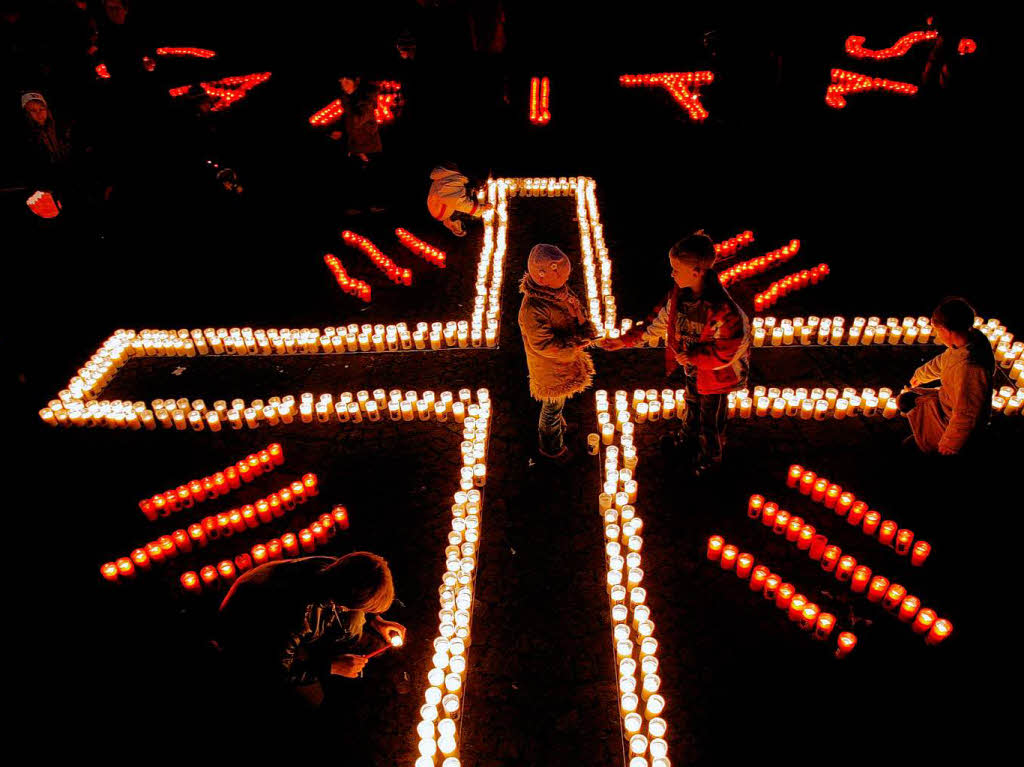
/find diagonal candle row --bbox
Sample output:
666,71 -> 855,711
747,496 -> 953,646
713,230 -> 755,259
323,253 -> 372,302
844,31 -> 937,60
705,534 -> 855,657
786,465 -> 931,565
619,72 -> 715,122
101,475 -> 318,582
396,228 -> 447,268
179,505 -> 351,593
753,263 -> 829,313
718,239 -> 801,287
341,230 -> 412,286
138,442 -> 284,520
155,46 -> 217,58
825,69 -> 917,110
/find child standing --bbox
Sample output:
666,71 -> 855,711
600,232 -> 750,475
518,244 -> 598,461
427,162 -> 492,237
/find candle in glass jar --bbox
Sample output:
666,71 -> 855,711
773,510 -> 791,534
748,494 -> 764,518
720,545 -> 739,570
862,512 -> 881,536
835,492 -> 854,516
814,612 -> 835,640
846,501 -> 867,526
824,484 -> 841,509
835,632 -> 857,658
878,521 -> 898,546
785,516 -> 805,542
761,502 -> 778,528
911,541 -> 931,566
926,619 -> 953,646
775,583 -> 795,609
851,566 -> 872,593
835,556 -> 856,582
883,583 -> 907,611
787,594 -> 808,621
797,525 -> 816,550
800,471 -> 816,495
912,608 -> 937,634
898,595 -> 921,622
811,478 -> 828,502
809,534 -> 828,561
749,566 -> 770,592
706,535 -> 724,561
736,553 -> 754,579
867,576 -> 889,603
764,574 -> 781,600
799,603 -> 820,630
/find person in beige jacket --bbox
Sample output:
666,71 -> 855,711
518,243 -> 598,460
899,297 -> 994,455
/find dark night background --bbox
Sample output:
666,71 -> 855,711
3,2 -> 1015,764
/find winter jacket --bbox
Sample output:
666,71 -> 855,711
219,556 -> 366,687
518,274 -> 598,400
621,272 -> 750,395
427,166 -> 482,221
908,328 -> 994,453
340,87 -> 383,155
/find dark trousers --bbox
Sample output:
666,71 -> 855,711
678,372 -> 728,463
538,396 -> 567,455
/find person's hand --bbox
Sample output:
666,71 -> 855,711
373,618 -> 407,645
329,130 -> 342,140
330,654 -> 368,678
938,443 -> 958,456
597,337 -> 625,351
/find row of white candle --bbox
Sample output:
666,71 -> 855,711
480,181 -> 507,345
41,389 -> 495,434
751,315 -> 936,347
414,400 -> 491,767
594,389 -> 671,766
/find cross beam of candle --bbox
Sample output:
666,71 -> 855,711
619,72 -> 715,122
825,68 -> 918,110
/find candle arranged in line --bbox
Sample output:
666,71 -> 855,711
341,230 -> 412,286
156,46 -> 217,58
844,31 -> 937,60
825,68 -> 917,109
713,230 -> 755,259
396,229 -> 447,268
619,72 -> 714,122
168,71 -> 272,112
718,239 -> 801,287
529,77 -> 551,124
323,253 -> 372,302
754,264 -> 829,313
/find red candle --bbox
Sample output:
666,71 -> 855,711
809,534 -> 829,561
851,566 -> 872,593
748,494 -> 765,519
280,488 -> 295,510
281,533 -> 299,556
773,510 -> 791,535
735,553 -> 754,578
188,523 -> 207,548
925,619 -> 953,646
163,490 -> 180,513
172,529 -> 192,554
116,557 -> 135,578
749,566 -> 770,592
761,502 -> 778,528
835,492 -> 855,516
319,514 -> 336,536
266,538 -> 283,560
290,481 -> 306,504
302,473 -> 319,496
234,553 -> 253,573
912,608 -> 937,635
139,499 -> 157,521
267,495 -> 282,519
241,505 -> 259,529
145,542 -> 164,565
867,576 -> 889,603
251,544 -> 269,565
785,516 -> 805,542
811,479 -> 829,502
247,454 -> 263,477
332,505 -> 350,530
775,583 -> 795,609
312,522 -> 329,546
202,476 -> 216,497
898,595 -> 921,622
764,574 -> 782,600
895,529 -> 914,556
151,494 -> 167,517
787,594 -> 808,621
158,536 -> 177,560
799,603 -> 820,630
299,528 -> 316,553
180,571 -> 201,594
100,562 -> 119,583
787,465 -> 803,488
216,513 -> 233,538
824,484 -> 842,509
847,501 -> 867,526
176,485 -> 193,508
821,546 -> 841,573
814,612 -> 836,640
799,471 -> 816,495
129,548 -> 150,571
878,521 -> 898,546
212,473 -> 228,496
203,515 -> 219,540
224,466 -> 241,489
258,451 -> 273,473
200,565 -> 218,586
835,632 -> 857,659
883,583 -> 907,611
836,556 -> 857,582
911,541 -> 931,566
267,442 -> 284,466
217,560 -> 237,583
237,461 -> 252,483
720,545 -> 739,570
188,479 -> 206,502
862,511 -> 881,535
257,498 -> 274,522
797,524 -> 816,550
229,510 -> 247,533
706,535 -> 725,561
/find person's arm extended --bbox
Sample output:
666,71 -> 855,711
520,303 -> 587,361
619,292 -> 672,348
912,351 -> 946,386
938,363 -> 989,454
687,308 -> 747,369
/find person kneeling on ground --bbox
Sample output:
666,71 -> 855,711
518,243 -> 598,461
218,551 -> 406,709
427,162 -> 492,237
898,296 -> 994,455
599,232 -> 750,475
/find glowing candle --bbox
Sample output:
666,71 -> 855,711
811,479 -> 828,502
748,494 -> 764,519
739,398 -> 753,418
911,541 -> 931,566
824,484 -> 842,509
764,574 -> 781,600
835,492 -> 854,516
786,465 -> 803,488
896,594 -> 921,623
720,546 -> 738,571
846,501 -> 867,526
851,566 -> 872,593
835,632 -> 857,659
749,565 -> 770,592
100,562 -> 119,583
180,571 -> 202,594
814,612 -> 836,640
883,583 -> 907,611
786,516 -> 805,542
912,608 -> 937,635
867,575 -> 889,603
787,594 -> 808,622
217,560 -> 237,583
775,583 -> 795,609
878,521 -> 898,546
799,603 -> 820,630
882,399 -> 899,419
926,619 -> 953,646
736,553 -> 754,579
762,502 -> 778,528
800,471 -> 816,495
756,397 -> 770,417
773,510 -> 791,535
862,512 -> 881,536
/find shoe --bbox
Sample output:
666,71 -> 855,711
539,445 -> 573,464
445,219 -> 466,237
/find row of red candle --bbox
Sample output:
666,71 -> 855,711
713,231 -> 755,258
825,69 -> 917,110
754,264 -> 829,313
844,31 -> 937,60
529,77 -> 551,124
718,239 -> 802,286
746,497 -> 953,645
309,98 -> 345,126
139,443 -> 285,520
155,47 -> 217,58
619,72 -> 714,122
103,475 -> 319,582
396,229 -> 447,268
341,230 -> 412,286
168,72 -> 272,112
179,505 -> 351,593
787,465 -> 931,565
323,254 -> 372,302
308,84 -> 403,127
706,534 -> 856,657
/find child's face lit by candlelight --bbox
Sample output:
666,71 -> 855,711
669,253 -> 704,290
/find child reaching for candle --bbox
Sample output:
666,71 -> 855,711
519,243 -> 599,462
427,162 -> 493,237
599,231 -> 750,475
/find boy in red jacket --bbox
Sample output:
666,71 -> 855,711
600,232 -> 750,474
